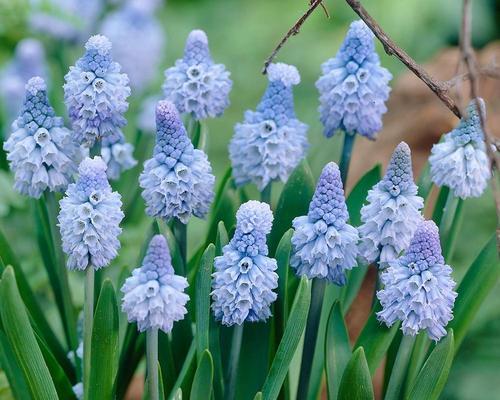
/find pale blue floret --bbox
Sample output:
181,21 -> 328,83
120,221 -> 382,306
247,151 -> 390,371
3,77 -> 81,198
163,29 -> 232,120
101,131 -> 137,180
429,99 -> 490,199
358,142 -> 424,266
290,162 -> 359,285
139,100 -> 215,223
121,234 -> 189,332
377,220 -> 457,341
229,63 -> 309,191
316,20 -> 392,139
64,35 -> 131,147
58,157 -> 124,270
100,1 -> 165,91
211,201 -> 278,326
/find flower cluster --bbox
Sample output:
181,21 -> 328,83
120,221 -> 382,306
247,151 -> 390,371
163,30 -> 232,120
64,35 -> 131,147
211,201 -> 278,326
101,132 -> 137,180
3,77 -> 81,198
58,157 -> 124,270
429,99 -> 490,199
377,221 -> 457,341
100,0 -> 164,91
358,142 -> 423,266
139,100 -> 215,223
290,162 -> 359,285
316,20 -> 392,139
121,234 -> 189,332
229,63 -> 309,191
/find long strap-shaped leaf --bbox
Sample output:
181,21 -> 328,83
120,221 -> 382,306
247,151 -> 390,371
0,266 -> 59,399
190,350 -> 214,400
0,329 -> 31,399
338,347 -> 374,400
261,277 -> 311,400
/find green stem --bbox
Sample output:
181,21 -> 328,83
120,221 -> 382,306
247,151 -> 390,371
147,328 -> 159,400
172,219 -> 187,275
339,132 -> 356,186
384,334 -> 415,400
442,197 -> 464,261
296,279 -> 326,400
83,266 -> 95,400
225,324 -> 244,400
261,184 -> 272,205
404,332 -> 430,398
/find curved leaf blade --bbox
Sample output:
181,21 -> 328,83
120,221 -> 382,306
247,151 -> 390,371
338,347 -> 374,400
190,350 -> 213,400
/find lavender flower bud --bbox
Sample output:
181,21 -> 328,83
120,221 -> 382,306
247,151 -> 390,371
139,100 -> 215,223
377,221 -> 457,341
429,99 -> 491,199
358,142 -> 424,266
121,234 -> 189,332
316,20 -> 392,139
58,157 -> 124,270
229,63 -> 309,191
3,77 -> 81,198
163,29 -> 232,120
64,35 -> 131,147
290,162 -> 359,285
101,131 -> 137,180
211,201 -> 278,326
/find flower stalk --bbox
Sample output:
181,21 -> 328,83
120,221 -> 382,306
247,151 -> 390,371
147,328 -> 159,400
83,266 -> 94,399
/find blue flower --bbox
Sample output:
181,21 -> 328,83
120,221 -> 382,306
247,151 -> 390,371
316,20 -> 392,139
290,162 -> 358,285
429,99 -> 491,199
377,220 -> 457,341
100,1 -> 164,91
58,156 -> 124,270
3,77 -> 81,198
64,35 -> 131,147
358,142 -> 423,266
229,63 -> 308,191
163,29 -> 232,120
211,201 -> 278,326
0,39 -> 47,124
139,100 -> 215,223
121,234 -> 189,333
101,131 -> 137,180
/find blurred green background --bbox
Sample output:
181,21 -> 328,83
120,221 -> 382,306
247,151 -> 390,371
0,0 -> 499,399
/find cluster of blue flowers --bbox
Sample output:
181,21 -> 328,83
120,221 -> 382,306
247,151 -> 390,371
4,77 -> 81,198
230,63 -> 309,191
211,201 -> 278,326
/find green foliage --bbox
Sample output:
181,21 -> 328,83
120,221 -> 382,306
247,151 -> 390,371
338,348 -> 374,400
190,350 -> 213,400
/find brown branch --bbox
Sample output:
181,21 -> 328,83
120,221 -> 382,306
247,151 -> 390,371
444,64 -> 500,89
262,0 -> 326,74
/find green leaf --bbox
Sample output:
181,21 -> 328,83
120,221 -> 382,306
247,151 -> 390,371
88,280 -> 119,400
449,236 -> 499,349
431,186 -> 449,226
261,277 -> 311,400
384,335 -> 415,400
275,229 -> 293,338
325,301 -> 352,400
215,221 -> 229,257
354,302 -> 400,375
346,165 -> 381,226
169,341 -> 197,400
115,325 -> 145,400
195,244 -> 215,360
417,162 -> 432,199
190,350 -> 213,400
338,347 -> 374,400
0,267 -> 58,399
406,330 -> 454,400
254,392 -> 263,400
0,330 -> 30,400
269,160 -> 315,255
172,388 -> 182,400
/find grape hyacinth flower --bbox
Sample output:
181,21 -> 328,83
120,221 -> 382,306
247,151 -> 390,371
290,162 -> 358,285
429,99 -> 491,199
101,132 -> 137,180
121,235 -> 189,332
58,157 -> 124,270
229,63 -> 309,191
4,77 -> 81,198
316,20 -> 392,139
0,38 -> 47,123
377,221 -> 457,341
100,0 -> 164,91
162,29 -> 232,120
358,142 -> 424,266
211,201 -> 278,326
64,35 -> 131,147
139,100 -> 215,223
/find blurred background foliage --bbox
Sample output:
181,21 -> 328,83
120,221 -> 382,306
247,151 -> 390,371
0,0 -> 498,399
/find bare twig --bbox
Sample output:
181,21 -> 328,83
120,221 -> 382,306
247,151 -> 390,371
444,64 -> 500,89
311,0 -> 330,18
